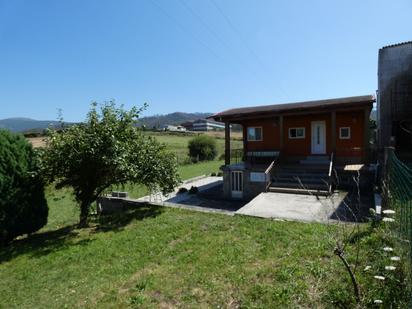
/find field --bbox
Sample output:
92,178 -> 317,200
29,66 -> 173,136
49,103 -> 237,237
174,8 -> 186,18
27,130 -> 243,160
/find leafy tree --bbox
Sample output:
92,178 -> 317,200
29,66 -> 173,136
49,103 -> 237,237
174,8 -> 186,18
41,102 -> 180,227
188,135 -> 217,162
0,130 -> 48,245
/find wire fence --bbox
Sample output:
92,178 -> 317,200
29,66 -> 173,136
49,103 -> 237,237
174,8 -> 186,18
384,147 -> 412,276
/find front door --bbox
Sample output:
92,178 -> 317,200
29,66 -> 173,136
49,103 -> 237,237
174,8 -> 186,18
231,171 -> 243,198
311,121 -> 326,154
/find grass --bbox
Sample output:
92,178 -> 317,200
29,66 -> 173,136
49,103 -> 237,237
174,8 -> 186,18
143,131 -> 242,164
114,160 -> 224,198
1,187 -> 409,308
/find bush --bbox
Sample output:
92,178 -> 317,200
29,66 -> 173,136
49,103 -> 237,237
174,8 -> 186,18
177,187 -> 188,194
188,135 -> 217,162
0,130 -> 48,245
188,186 -> 198,194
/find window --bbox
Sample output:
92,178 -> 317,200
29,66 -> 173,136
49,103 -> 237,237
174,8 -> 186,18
339,127 -> 351,139
247,127 -> 263,141
288,127 -> 305,139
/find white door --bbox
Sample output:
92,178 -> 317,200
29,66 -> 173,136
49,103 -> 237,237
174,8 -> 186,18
231,171 -> 243,198
311,121 -> 326,154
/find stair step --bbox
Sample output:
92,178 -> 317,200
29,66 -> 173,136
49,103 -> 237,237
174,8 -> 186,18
300,160 -> 329,165
271,181 -> 328,190
279,164 -> 329,170
272,177 -> 329,184
268,186 -> 329,196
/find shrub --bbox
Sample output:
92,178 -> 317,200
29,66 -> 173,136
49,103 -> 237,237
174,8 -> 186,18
0,130 -> 48,245
188,135 -> 217,162
211,172 -> 216,176
188,186 -> 198,194
177,187 -> 188,194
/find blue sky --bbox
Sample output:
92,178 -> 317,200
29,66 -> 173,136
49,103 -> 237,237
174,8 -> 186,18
0,0 -> 411,122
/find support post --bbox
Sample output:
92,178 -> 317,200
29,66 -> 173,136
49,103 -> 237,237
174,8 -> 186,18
364,107 -> 370,163
331,111 -> 336,153
279,115 -> 284,150
225,122 -> 230,165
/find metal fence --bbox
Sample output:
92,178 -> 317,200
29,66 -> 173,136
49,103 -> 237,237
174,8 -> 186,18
384,147 -> 412,272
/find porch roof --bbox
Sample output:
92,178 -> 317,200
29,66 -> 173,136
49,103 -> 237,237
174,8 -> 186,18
209,95 -> 375,122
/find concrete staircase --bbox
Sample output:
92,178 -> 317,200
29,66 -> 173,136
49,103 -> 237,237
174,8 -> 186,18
269,156 -> 331,196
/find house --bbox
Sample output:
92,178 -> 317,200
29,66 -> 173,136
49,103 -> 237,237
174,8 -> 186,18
191,119 -> 225,131
209,95 -> 375,199
377,41 -> 412,161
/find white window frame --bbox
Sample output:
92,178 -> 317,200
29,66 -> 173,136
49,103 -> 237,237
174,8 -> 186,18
339,127 -> 351,139
247,127 -> 263,141
288,127 -> 305,139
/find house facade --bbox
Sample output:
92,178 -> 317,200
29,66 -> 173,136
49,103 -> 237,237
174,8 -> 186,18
209,95 -> 375,199
377,41 -> 412,161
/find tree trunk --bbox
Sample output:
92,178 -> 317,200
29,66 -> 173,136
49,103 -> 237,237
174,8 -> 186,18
79,201 -> 90,228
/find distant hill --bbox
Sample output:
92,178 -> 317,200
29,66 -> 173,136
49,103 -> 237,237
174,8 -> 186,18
0,113 -> 213,133
0,117 -> 71,132
137,112 -> 213,129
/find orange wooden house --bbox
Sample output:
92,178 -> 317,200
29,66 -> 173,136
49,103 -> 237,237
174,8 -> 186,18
209,95 -> 375,199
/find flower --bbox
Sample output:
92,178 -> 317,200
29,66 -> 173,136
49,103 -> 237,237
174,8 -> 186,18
374,299 -> 383,304
383,247 -> 393,252
364,265 -> 372,271
390,256 -> 401,261
385,266 -> 396,271
383,217 -> 395,222
374,275 -> 385,280
382,209 -> 395,215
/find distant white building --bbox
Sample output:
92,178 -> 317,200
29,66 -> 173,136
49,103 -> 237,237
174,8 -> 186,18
161,124 -> 187,132
191,119 -> 225,131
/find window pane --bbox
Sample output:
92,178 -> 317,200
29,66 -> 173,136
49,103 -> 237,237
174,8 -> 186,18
255,128 -> 262,140
297,128 -> 304,137
290,129 -> 296,138
247,128 -> 255,140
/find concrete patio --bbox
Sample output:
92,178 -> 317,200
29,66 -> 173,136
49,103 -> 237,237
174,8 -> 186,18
236,191 -> 350,223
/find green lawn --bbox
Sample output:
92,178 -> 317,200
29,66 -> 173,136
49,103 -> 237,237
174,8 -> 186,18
0,189 -> 408,308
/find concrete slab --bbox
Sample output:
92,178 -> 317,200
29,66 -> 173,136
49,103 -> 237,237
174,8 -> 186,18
236,191 -> 348,223
136,176 -> 223,203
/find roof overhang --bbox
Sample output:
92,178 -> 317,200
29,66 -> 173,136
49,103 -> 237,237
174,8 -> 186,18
208,95 -> 375,123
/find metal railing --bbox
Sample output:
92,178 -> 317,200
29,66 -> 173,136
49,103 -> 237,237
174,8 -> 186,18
328,152 -> 335,195
265,160 -> 276,192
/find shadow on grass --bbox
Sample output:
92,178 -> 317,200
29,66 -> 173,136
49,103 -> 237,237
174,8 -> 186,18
92,204 -> 163,233
0,205 -> 163,264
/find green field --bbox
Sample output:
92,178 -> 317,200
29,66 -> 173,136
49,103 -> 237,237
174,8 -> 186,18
144,131 -> 243,164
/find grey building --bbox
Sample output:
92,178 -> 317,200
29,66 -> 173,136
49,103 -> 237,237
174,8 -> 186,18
378,41 -> 412,160
191,119 -> 225,131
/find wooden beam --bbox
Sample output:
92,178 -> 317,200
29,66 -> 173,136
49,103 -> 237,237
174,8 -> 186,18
364,107 -> 370,163
279,115 -> 284,150
225,122 -> 231,165
331,111 -> 336,152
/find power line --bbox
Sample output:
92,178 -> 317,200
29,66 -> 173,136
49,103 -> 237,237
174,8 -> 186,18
209,0 -> 289,100
148,0 -> 244,76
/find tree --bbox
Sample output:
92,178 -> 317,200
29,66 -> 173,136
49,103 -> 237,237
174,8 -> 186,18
0,130 -> 48,245
41,102 -> 180,227
188,135 -> 217,162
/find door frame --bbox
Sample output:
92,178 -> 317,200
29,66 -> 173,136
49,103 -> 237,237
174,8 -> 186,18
311,121 -> 326,154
